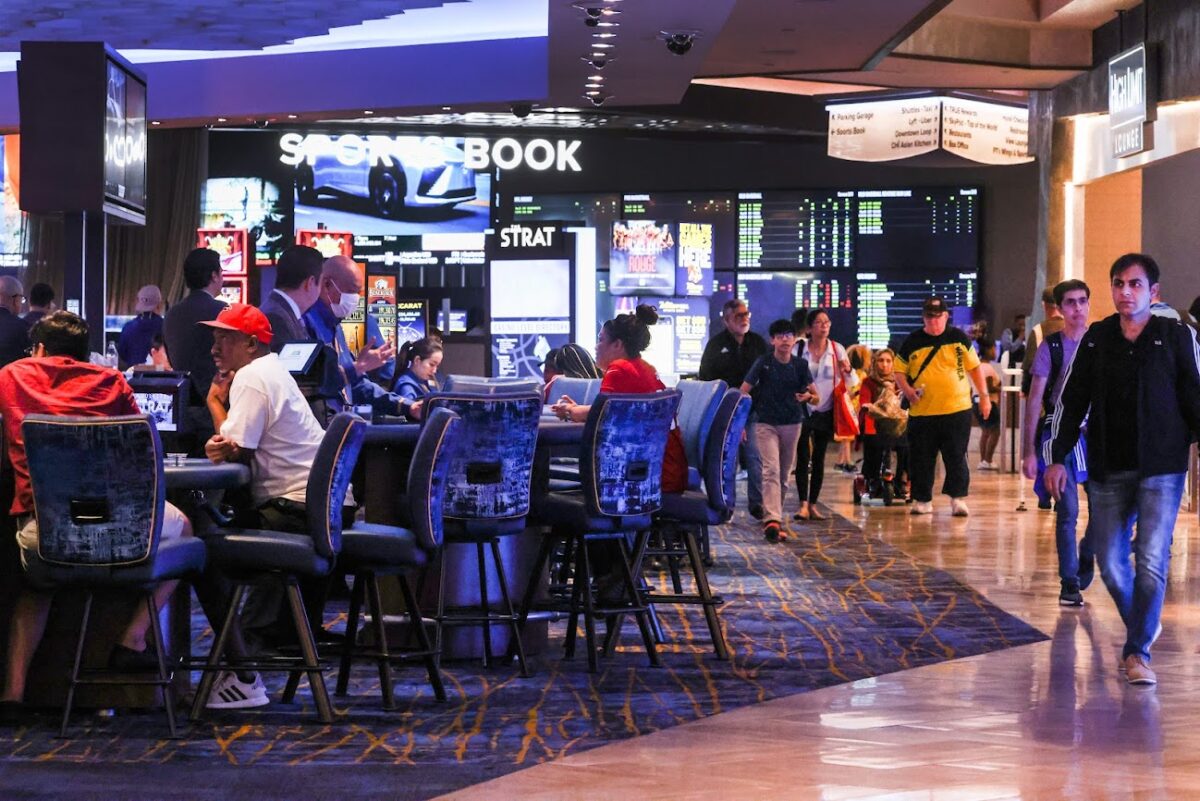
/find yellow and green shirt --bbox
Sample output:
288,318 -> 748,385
894,328 -> 980,417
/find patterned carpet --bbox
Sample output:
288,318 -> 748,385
0,508 -> 1046,800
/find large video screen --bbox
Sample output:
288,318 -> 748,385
103,59 -> 147,214
491,259 -> 572,379
856,271 -> 978,350
737,271 -> 857,343
283,133 -> 491,236
855,187 -> 980,271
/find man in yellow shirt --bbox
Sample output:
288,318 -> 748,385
894,297 -> 992,517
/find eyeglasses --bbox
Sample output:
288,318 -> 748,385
732,311 -> 751,320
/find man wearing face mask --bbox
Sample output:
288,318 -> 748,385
303,255 -> 411,422
261,245 -> 323,348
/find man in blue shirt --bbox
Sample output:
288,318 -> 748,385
117,284 -> 164,368
303,255 -> 408,422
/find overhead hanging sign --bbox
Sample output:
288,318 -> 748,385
827,97 -> 941,162
827,96 -> 1032,165
1108,44 -> 1156,158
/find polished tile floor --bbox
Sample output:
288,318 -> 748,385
437,455 -> 1200,801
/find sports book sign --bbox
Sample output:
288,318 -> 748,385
1108,44 -> 1156,158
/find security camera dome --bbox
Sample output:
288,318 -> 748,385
665,32 -> 694,56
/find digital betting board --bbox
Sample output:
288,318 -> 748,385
736,191 -> 855,270
737,271 -> 856,342
856,271 -> 978,350
855,188 -> 979,272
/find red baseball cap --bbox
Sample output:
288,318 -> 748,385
198,303 -> 274,345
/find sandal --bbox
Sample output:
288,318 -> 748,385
792,505 -> 810,522
808,507 -> 827,521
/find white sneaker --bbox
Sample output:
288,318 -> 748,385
207,671 -> 270,709
978,461 -> 996,471
910,501 -> 932,515
951,498 -> 970,516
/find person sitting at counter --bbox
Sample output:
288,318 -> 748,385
201,303 -> 332,653
303,255 -> 412,423
0,312 -> 197,717
543,342 -> 603,402
552,304 -> 688,492
393,337 -> 443,421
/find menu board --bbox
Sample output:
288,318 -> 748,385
737,191 -> 854,270
651,297 -> 709,375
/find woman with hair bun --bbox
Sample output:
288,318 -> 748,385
552,304 -> 688,492
394,337 -> 443,420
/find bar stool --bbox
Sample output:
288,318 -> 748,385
518,391 -> 681,672
335,407 -> 460,708
425,391 -> 542,676
191,413 -> 365,724
22,414 -> 207,738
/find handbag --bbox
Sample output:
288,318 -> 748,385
832,349 -> 860,441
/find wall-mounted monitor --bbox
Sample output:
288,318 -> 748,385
18,42 -> 148,224
856,270 -> 978,350
854,187 -> 980,272
738,271 -> 857,343
736,190 -> 854,271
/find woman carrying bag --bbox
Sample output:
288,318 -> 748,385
794,309 -> 856,521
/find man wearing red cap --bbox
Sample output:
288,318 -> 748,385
201,304 -> 330,651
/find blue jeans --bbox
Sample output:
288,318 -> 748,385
1087,471 -> 1185,661
741,413 -> 763,510
1054,458 -> 1093,584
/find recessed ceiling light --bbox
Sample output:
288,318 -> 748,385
594,20 -> 619,27
287,114 -> 297,119
592,32 -> 617,38
151,120 -> 161,125
585,82 -> 603,89
364,110 -> 374,115
589,74 -> 605,81
591,42 -> 614,49
217,117 -> 227,122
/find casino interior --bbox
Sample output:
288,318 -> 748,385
0,1 -> 1199,800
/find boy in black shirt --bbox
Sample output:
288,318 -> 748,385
741,319 -> 819,543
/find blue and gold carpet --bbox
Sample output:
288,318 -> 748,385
0,510 -> 1045,800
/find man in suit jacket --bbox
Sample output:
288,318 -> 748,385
0,276 -> 30,369
163,248 -> 227,451
261,245 -> 322,350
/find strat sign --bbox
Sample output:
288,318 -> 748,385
498,224 -> 557,248
279,133 -> 582,172
1108,44 -> 1156,158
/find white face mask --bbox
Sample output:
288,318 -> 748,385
330,291 -> 360,318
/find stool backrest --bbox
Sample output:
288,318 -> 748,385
580,391 -> 681,518
675,379 -> 728,471
305,412 -> 367,558
702,389 -> 751,518
23,414 -> 164,567
406,406 -> 460,550
549,376 -> 601,406
443,375 -> 543,396
425,391 -> 541,521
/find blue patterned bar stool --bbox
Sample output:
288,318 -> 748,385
517,391 -> 681,673
673,379 -> 729,565
425,391 -> 541,676
21,414 -> 207,738
190,413 -> 365,724
620,388 -> 750,661
335,407 -> 459,709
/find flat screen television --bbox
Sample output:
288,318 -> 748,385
609,220 -> 676,297
128,371 -> 189,434
18,42 -> 148,224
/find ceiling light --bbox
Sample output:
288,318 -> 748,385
151,120 -> 161,126
364,110 -> 374,115
591,42 -> 614,49
585,82 -> 603,89
589,75 -> 605,81
592,32 -> 617,38
442,106 -> 452,111
287,114 -> 297,119
217,117 -> 227,122
594,21 -> 619,27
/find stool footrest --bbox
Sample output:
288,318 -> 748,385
644,592 -> 724,606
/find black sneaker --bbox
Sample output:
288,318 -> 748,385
1038,498 -> 1053,511
1059,581 -> 1084,607
749,504 -> 765,521
763,522 -> 782,543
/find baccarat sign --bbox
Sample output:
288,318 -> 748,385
279,133 -> 583,172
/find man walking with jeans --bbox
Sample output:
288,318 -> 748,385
1046,253 -> 1200,686
895,297 -> 991,517
1023,279 -> 1094,607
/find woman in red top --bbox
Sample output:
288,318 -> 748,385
552,304 -> 689,492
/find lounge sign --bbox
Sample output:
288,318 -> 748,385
1108,44 -> 1156,158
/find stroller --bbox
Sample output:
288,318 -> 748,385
853,390 -> 911,507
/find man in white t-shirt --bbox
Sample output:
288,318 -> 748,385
201,303 -> 330,650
